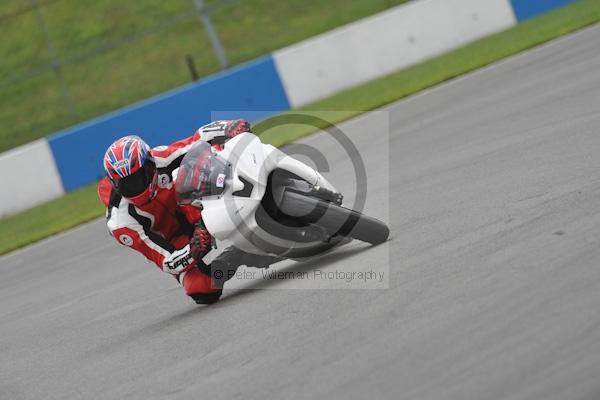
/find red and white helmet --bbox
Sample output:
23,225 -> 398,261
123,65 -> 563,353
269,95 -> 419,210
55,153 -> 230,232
103,135 -> 157,205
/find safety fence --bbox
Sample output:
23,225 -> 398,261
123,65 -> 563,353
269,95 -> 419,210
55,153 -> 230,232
0,0 -> 577,216
1,0 -> 410,152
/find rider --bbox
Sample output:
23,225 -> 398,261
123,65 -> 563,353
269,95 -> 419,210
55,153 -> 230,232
98,119 -> 280,304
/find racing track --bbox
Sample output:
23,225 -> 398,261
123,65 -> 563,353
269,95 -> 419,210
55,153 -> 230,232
2,24 -> 600,400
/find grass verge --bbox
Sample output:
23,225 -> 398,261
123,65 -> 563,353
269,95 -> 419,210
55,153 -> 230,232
0,185 -> 105,255
1,0 -> 599,255
0,0 -> 409,152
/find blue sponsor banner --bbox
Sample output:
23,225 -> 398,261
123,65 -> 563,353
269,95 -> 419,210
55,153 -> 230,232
48,56 -> 290,192
509,0 -> 576,21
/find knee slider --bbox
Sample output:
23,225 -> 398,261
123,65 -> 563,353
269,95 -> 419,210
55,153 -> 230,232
190,290 -> 222,304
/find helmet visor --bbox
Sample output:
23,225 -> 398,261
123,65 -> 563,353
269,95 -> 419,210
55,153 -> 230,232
117,160 -> 156,198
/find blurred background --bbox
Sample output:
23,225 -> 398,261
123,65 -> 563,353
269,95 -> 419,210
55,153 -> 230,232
0,0 -> 409,153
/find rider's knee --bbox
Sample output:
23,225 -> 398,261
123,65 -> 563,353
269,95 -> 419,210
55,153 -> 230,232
189,290 -> 222,304
180,267 -> 222,304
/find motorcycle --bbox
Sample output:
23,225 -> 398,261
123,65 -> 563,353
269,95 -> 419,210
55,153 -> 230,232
175,132 -> 389,259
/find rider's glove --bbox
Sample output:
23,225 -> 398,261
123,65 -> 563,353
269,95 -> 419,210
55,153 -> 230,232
224,119 -> 251,139
190,224 -> 212,261
162,244 -> 195,275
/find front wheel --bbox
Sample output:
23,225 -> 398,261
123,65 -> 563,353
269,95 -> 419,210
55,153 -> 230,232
278,191 -> 389,245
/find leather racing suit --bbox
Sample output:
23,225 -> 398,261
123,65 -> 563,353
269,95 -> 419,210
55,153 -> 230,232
98,120 -> 280,304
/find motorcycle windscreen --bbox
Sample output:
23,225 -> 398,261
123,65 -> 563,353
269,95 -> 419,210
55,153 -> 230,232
175,141 -> 230,205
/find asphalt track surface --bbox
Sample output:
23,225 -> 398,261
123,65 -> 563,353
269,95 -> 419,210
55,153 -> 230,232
3,24 -> 600,400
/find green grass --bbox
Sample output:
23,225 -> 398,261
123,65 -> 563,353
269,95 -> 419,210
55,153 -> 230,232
0,184 -> 105,255
0,0 -> 409,152
1,0 -> 600,255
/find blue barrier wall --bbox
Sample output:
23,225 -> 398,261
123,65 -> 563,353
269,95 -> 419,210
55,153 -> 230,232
509,0 -> 576,21
48,56 -> 290,192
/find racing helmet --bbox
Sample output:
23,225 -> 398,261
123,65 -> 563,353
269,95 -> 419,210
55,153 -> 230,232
103,135 -> 157,205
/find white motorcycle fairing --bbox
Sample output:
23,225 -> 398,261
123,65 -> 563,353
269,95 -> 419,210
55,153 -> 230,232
196,132 -> 340,257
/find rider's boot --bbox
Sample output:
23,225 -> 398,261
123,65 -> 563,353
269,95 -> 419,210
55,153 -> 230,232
209,245 -> 282,287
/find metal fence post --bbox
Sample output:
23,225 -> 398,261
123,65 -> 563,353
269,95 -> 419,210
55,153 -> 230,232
193,0 -> 229,69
